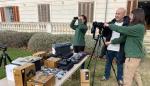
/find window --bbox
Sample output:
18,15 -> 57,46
127,1 -> 131,16
133,0 -> 138,10
78,2 -> 94,22
12,6 -> 20,22
127,0 -> 138,16
0,6 -> 20,22
38,4 -> 50,22
6,7 -> 14,22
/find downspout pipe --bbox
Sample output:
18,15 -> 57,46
104,0 -> 109,22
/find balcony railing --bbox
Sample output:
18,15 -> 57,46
0,22 -> 92,35
0,22 -> 150,53
0,22 -> 48,32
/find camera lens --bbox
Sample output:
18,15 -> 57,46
74,17 -> 78,19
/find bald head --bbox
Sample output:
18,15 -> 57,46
115,8 -> 126,22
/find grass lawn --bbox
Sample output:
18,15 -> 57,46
0,48 -> 150,86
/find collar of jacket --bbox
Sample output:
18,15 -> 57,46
109,16 -> 130,26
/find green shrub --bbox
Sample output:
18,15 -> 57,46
52,34 -> 73,43
28,33 -> 52,52
28,32 -> 95,53
0,31 -> 34,48
28,33 -> 73,52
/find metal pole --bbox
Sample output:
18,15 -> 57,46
104,0 -> 109,22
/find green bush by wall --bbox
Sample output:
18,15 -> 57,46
0,31 -> 34,48
28,33 -> 95,53
28,33 -> 73,52
0,31 -> 95,53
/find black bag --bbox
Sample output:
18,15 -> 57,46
52,42 -> 72,57
31,59 -> 41,71
58,59 -> 69,66
58,63 -> 74,71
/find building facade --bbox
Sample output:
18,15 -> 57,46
0,0 -> 149,33
0,0 -> 129,23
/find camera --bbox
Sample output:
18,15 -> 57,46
0,44 -> 7,51
74,17 -> 78,20
91,22 -> 104,33
91,21 -> 104,39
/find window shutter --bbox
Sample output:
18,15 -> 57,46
133,0 -> 138,10
12,6 -> 20,22
127,1 -> 131,16
0,7 -> 6,22
127,0 -> 138,16
78,2 -> 94,22
38,4 -> 50,22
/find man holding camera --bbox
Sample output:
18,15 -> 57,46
70,15 -> 88,69
101,8 -> 130,85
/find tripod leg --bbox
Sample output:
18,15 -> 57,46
111,63 -> 120,86
0,55 -> 3,67
87,39 -> 99,69
6,54 -> 12,63
4,55 -> 7,66
91,57 -> 98,86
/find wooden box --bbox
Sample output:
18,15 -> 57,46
32,51 -> 48,60
80,69 -> 90,83
27,72 -> 55,86
80,82 -> 90,86
13,63 -> 36,86
44,57 -> 61,68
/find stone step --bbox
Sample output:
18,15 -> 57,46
144,37 -> 150,38
145,49 -> 150,53
144,41 -> 150,43
144,37 -> 150,39
144,44 -> 150,53
144,30 -> 150,53
144,42 -> 150,44
144,44 -> 150,47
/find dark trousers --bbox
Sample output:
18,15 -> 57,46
73,46 -> 85,69
104,50 -> 124,80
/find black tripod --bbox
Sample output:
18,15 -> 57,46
0,46 -> 12,67
86,34 -> 119,86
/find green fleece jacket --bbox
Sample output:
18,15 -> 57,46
70,19 -> 88,46
109,24 -> 145,58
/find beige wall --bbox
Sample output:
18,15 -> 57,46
0,0 -> 127,22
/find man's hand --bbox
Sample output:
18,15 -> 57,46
105,41 -> 111,46
103,23 -> 109,27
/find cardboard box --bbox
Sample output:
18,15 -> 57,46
27,72 -> 55,86
44,57 -> 61,68
80,69 -> 90,83
13,63 -> 36,86
32,51 -> 48,60
80,82 -> 90,86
